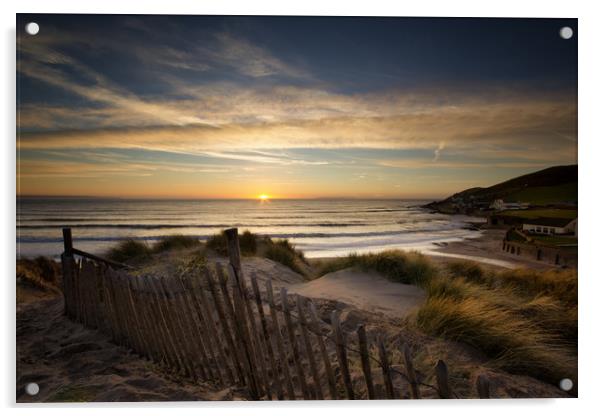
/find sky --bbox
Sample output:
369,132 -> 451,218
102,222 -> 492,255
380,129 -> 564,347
16,15 -> 577,199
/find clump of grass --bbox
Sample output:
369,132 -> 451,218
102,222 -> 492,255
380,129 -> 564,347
205,231 -> 228,255
264,239 -> 305,275
239,230 -> 258,255
319,250 -> 437,286
416,294 -> 576,384
106,239 -> 152,263
153,234 -> 200,252
445,260 -> 577,306
205,229 -> 258,256
17,256 -> 61,291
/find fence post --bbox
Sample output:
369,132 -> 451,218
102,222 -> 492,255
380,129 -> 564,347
402,343 -> 421,399
331,311 -> 355,400
377,336 -> 395,399
224,228 -> 242,273
61,228 -> 74,317
435,360 -> 451,399
357,324 -> 376,399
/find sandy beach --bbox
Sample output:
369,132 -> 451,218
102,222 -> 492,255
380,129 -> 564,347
424,228 -> 557,270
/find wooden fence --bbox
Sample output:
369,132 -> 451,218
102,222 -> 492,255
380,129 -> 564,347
60,227 -> 491,400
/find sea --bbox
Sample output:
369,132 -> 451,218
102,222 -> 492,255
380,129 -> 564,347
17,198 -> 485,259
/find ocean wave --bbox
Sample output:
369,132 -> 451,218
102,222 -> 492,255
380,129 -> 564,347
17,222 -> 374,230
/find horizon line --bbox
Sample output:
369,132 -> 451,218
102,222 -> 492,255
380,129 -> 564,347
16,195 -> 443,201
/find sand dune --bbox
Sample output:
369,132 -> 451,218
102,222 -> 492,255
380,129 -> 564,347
288,267 -> 426,317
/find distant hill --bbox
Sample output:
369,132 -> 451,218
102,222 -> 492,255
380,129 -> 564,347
425,165 -> 577,213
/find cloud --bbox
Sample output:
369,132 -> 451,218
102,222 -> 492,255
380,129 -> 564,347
433,142 -> 445,162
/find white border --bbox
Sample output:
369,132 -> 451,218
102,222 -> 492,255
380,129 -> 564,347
3,1 -> 602,415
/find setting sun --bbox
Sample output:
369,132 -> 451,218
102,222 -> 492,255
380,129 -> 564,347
258,194 -> 270,201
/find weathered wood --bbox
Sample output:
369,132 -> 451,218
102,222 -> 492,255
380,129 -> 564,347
435,360 -> 451,399
307,301 -> 338,400
158,276 -> 199,380
121,273 -> 148,356
296,295 -> 323,400
182,273 -> 234,385
357,324 -> 375,400
224,228 -> 242,273
476,374 -> 490,399
265,278 -> 296,400
280,288 -> 310,399
171,276 -> 212,381
60,253 -> 74,318
130,276 -> 163,364
215,263 -> 259,399
250,273 -> 284,400
208,266 -> 247,385
377,336 -> 395,399
140,275 -> 181,371
195,271 -> 237,385
62,227 -> 73,255
146,276 -> 189,376
227,265 -> 271,399
402,343 -> 421,399
223,230 -> 271,399
331,310 -> 355,400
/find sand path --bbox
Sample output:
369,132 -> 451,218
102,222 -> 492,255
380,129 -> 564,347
287,267 -> 426,316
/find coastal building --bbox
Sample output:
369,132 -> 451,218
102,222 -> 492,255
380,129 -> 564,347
490,199 -> 530,211
522,218 -> 577,236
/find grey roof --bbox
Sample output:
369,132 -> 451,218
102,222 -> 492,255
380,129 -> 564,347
523,217 -> 575,227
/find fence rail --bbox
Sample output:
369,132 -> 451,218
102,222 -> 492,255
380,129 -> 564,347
60,227 -> 491,400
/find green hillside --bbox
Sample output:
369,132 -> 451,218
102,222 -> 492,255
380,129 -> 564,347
425,165 -> 577,213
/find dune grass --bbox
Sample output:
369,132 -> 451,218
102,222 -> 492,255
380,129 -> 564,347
319,251 -> 577,386
106,239 -> 152,263
264,239 -> 305,275
319,250 -> 437,286
205,230 -> 258,256
153,234 -> 200,252
17,256 -> 61,291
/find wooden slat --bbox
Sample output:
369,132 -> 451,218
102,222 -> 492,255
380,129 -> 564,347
307,301 -> 338,400
435,360 -> 451,399
265,278 -> 296,400
139,275 -> 180,371
228,265 -> 271,400
172,275 -> 215,382
60,254 -> 74,318
158,276 -> 198,380
146,276 -> 188,376
280,288 -> 310,400
164,276 -> 207,381
250,273 -> 284,400
357,324 -> 376,400
205,266 -> 246,385
227,265 -> 264,399
130,275 -> 163,364
377,336 -> 395,399
181,273 -> 234,385
402,343 -> 421,399
296,295 -> 323,399
331,310 -> 355,400
193,271 -> 237,385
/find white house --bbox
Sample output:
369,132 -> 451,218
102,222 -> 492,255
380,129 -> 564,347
522,218 -> 577,236
490,199 -> 530,211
